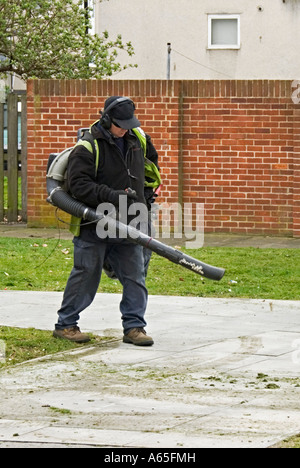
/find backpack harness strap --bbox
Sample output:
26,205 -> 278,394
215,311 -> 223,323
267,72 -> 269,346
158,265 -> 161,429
69,126 -> 161,236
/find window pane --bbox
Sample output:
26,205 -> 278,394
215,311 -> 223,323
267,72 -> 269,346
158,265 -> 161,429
211,18 -> 238,45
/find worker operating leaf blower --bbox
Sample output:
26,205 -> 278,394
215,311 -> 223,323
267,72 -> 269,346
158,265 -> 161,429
46,96 -> 225,346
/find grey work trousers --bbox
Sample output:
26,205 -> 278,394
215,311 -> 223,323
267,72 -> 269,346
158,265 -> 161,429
55,236 -> 148,334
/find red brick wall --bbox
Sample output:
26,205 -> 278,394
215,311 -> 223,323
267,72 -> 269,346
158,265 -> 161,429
27,79 -> 300,237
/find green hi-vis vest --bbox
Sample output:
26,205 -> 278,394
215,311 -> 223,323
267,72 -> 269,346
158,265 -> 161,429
70,126 -> 161,236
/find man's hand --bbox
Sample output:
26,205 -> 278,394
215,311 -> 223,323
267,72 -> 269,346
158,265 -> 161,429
107,188 -> 137,207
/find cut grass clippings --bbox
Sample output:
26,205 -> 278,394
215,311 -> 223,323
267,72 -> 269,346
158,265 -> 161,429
0,237 -> 299,300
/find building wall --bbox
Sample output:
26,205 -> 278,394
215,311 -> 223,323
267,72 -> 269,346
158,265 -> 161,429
94,0 -> 300,80
27,79 -> 300,237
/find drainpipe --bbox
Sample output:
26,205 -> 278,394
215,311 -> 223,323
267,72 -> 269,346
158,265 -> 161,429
167,43 -> 171,80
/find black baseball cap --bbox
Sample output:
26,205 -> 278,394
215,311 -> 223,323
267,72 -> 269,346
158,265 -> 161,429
104,96 -> 141,130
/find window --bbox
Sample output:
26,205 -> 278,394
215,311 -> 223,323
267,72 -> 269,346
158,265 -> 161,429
208,15 -> 240,49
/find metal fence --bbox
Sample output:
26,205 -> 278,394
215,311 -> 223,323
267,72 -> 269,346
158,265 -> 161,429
0,93 -> 27,223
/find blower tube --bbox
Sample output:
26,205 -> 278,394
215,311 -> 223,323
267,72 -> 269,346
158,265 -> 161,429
46,151 -> 225,281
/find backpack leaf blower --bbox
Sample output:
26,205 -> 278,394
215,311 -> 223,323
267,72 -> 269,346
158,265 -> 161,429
46,149 -> 225,281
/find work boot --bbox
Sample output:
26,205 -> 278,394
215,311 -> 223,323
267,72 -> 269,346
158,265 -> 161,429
53,326 -> 91,343
123,328 -> 154,346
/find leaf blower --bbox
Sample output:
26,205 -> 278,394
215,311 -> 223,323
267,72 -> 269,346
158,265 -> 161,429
46,149 -> 225,281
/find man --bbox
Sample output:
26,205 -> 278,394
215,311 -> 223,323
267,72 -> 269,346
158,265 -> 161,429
53,96 -> 159,346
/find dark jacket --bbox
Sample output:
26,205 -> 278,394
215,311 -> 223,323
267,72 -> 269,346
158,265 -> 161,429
67,121 -> 159,240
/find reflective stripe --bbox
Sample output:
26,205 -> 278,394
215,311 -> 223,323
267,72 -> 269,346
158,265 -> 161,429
132,127 -> 147,154
69,215 -> 81,237
132,127 -> 161,189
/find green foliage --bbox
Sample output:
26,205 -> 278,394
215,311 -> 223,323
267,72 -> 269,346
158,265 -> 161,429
0,0 -> 137,79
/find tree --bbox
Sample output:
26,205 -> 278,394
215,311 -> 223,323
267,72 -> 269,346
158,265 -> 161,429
0,0 -> 137,80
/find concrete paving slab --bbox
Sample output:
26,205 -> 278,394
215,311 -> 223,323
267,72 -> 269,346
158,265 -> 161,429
1,224 -> 300,249
0,291 -> 300,448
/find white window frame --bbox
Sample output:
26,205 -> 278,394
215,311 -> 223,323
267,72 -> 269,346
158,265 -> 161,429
208,14 -> 240,50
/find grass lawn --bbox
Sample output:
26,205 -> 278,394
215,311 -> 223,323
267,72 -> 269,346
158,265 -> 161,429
0,236 -> 299,300
272,435 -> 300,449
0,325 -> 107,367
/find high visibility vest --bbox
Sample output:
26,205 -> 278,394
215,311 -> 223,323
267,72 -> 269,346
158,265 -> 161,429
70,126 -> 161,236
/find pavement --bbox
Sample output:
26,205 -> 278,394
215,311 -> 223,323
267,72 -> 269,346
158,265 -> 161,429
0,225 -> 299,449
1,223 -> 300,249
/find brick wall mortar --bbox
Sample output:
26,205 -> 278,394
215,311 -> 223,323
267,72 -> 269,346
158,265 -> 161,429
27,79 -> 299,237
